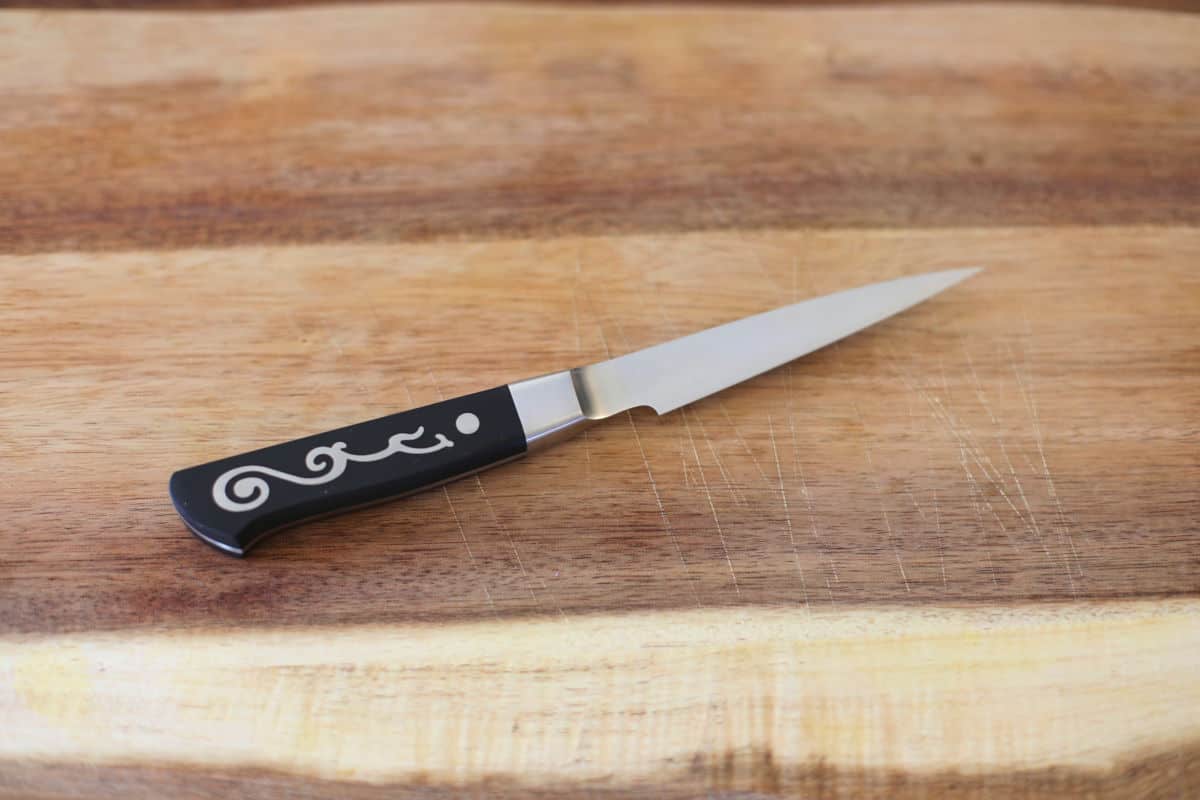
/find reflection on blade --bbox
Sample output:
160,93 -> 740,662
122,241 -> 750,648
573,268 -> 980,418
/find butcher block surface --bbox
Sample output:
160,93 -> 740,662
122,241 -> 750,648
1,3 -> 1198,798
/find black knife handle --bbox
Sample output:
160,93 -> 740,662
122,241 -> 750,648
169,386 -> 527,556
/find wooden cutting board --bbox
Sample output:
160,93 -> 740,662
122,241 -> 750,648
1,4 -> 1198,798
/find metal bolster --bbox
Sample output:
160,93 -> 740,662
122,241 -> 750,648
508,370 -> 594,451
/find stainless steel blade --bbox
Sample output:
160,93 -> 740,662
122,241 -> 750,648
572,268 -> 980,418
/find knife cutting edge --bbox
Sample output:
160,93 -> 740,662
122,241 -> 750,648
170,267 -> 980,555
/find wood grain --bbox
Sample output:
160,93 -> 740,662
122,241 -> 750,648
2,3 -> 1198,797
8,0 -> 1200,11
2,225 -> 1198,633
4,602 -> 1200,797
1,4 -> 1198,254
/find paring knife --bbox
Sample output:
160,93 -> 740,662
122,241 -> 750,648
171,268 -> 979,555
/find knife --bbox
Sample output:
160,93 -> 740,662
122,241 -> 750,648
170,267 -> 979,555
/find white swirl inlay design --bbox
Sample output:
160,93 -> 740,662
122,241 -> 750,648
212,424 -> 464,513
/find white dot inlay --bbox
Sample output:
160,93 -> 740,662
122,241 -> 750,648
455,412 -> 480,435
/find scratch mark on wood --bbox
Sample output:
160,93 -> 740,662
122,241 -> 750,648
795,447 -> 839,597
426,372 -> 540,608
964,348 -> 999,427
683,408 -> 742,597
787,254 -> 800,485
719,400 -> 770,485
401,381 -> 497,614
923,387 -> 1021,554
895,356 -> 1008,490
475,475 -> 540,606
769,413 -> 809,611
630,409 -> 701,607
964,458 -> 1021,554
681,407 -> 705,494
443,486 -> 498,615
961,444 -> 1001,587
886,351 -> 1045,562
786,411 -> 802,503
963,346 -> 1038,527
538,573 -> 570,623
934,487 -> 947,589
785,253 -> 837,600
855,404 -> 910,593
646,289 -> 699,495
928,392 -> 1042,541
1011,330 -> 1084,589
680,437 -> 694,489
905,393 -> 947,592
968,344 -> 1074,596
933,357 -> 949,590
586,285 -> 700,605
891,341 -> 1062,584
961,343 -> 1066,591
904,403 -> 930,524
691,406 -> 747,508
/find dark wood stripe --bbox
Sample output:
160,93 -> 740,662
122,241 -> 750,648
0,5 -> 1197,254
3,742 -> 1198,799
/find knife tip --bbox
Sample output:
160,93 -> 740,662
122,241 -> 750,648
946,266 -> 984,281
923,266 -> 983,291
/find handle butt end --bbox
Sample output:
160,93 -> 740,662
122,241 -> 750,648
170,471 -> 249,557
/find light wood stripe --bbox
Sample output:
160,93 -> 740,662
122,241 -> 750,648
4,600 -> 1199,785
